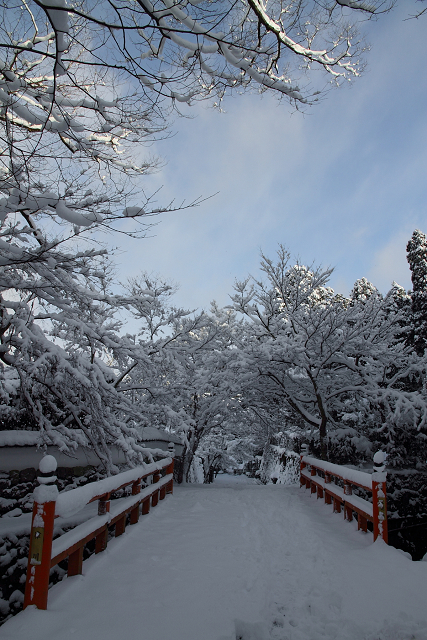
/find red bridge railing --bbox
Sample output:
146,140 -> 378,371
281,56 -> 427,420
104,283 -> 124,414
300,448 -> 388,543
24,454 -> 174,610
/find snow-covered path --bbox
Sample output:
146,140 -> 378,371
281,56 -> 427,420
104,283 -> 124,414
2,476 -> 427,640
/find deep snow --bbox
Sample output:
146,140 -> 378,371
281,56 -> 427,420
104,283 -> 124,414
1,475 -> 426,640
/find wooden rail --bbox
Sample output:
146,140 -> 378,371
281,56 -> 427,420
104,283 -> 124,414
24,454 -> 174,610
300,451 -> 388,543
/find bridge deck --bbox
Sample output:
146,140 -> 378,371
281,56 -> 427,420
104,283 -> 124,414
2,476 -> 426,640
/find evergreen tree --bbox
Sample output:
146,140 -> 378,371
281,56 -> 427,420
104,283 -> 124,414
407,230 -> 427,355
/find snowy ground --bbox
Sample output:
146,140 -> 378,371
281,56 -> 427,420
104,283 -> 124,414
2,475 -> 427,640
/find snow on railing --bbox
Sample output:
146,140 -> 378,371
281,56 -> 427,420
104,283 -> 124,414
24,450 -> 175,610
300,446 -> 388,543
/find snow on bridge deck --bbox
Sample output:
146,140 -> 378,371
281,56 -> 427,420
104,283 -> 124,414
2,475 -> 427,640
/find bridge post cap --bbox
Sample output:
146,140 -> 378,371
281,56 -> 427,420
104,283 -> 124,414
38,455 -> 58,474
373,451 -> 387,465
168,442 -> 176,453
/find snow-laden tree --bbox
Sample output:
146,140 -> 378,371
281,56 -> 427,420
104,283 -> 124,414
0,0 -> 405,472
407,229 -> 427,356
0,262 -> 196,470
1,0 -> 394,141
122,295 -> 248,482
0,0 -> 196,469
230,246 -> 427,462
0,0 -> 396,274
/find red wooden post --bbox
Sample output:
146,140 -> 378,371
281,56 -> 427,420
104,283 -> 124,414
324,473 -> 332,504
151,490 -> 159,507
141,498 -> 150,515
333,497 -> 341,514
96,493 -> 110,553
166,459 -> 174,495
130,480 -> 141,524
115,514 -> 126,537
317,485 -> 323,499
345,505 -> 353,521
358,514 -> 368,533
24,456 -> 58,610
95,528 -> 108,554
98,493 -> 110,515
68,547 -> 84,577
300,444 -> 308,487
372,451 -> 388,543
344,482 -> 353,521
310,466 -> 316,495
166,444 -> 175,494
152,471 -> 160,506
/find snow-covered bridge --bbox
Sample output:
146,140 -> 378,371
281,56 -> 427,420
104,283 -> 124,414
2,474 -> 426,640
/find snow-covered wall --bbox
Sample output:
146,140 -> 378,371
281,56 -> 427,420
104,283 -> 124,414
0,429 -> 184,472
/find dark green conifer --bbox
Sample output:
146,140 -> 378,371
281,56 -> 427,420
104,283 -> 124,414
407,229 -> 427,355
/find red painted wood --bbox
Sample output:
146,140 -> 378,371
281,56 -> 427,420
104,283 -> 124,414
115,514 -> 126,537
130,505 -> 140,524
372,480 -> 388,543
68,546 -> 84,576
132,481 -> 141,496
166,478 -> 174,495
95,527 -> 108,554
167,461 -> 174,494
24,458 -> 174,610
302,461 -> 371,491
51,523 -> 109,566
358,514 -> 368,533
300,456 -> 388,544
24,500 -> 56,610
333,498 -> 341,514
98,494 -> 110,516
84,459 -> 171,505
344,482 -> 353,496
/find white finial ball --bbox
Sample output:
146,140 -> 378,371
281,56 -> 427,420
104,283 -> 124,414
373,451 -> 387,465
39,455 -> 58,474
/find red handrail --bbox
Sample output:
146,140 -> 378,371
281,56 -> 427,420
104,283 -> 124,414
24,455 -> 174,610
300,450 -> 388,543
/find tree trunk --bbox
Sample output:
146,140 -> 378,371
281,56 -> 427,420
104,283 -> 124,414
319,416 -> 327,461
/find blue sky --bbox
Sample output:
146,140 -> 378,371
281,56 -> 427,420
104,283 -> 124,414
115,2 -> 427,313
